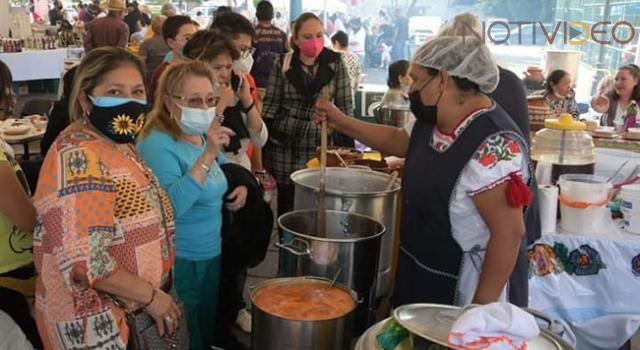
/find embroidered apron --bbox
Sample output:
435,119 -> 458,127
393,105 -> 530,307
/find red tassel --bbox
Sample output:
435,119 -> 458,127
506,173 -> 532,208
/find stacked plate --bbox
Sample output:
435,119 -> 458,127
625,127 -> 640,141
592,126 -> 617,139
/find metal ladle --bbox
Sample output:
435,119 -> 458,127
328,267 -> 343,288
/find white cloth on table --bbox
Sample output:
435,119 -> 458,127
448,303 -> 540,349
406,105 -> 530,306
571,314 -> 640,350
528,231 -> 640,349
0,49 -> 70,81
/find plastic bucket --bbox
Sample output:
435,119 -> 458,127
558,174 -> 612,233
621,184 -> 640,234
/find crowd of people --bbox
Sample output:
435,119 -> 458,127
315,9 -> 409,69
2,3 -> 640,350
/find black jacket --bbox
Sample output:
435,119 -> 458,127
220,163 -> 274,271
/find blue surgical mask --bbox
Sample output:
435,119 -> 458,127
90,96 -> 147,107
177,105 -> 216,135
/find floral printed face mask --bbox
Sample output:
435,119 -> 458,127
88,96 -> 147,143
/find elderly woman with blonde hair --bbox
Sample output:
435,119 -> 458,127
137,59 -> 247,350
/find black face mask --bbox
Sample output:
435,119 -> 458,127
409,76 -> 442,125
88,96 -> 147,144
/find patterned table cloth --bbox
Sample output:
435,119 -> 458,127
528,229 -> 640,349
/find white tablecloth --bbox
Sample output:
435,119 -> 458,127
0,49 -> 70,81
528,227 -> 640,350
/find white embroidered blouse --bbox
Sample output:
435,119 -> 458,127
404,104 -> 530,305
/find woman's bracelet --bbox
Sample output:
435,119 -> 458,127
199,162 -> 212,173
144,285 -> 157,308
242,100 -> 255,113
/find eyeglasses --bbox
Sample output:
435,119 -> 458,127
240,47 -> 255,59
172,95 -> 218,108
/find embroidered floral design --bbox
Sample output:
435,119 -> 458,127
631,254 -> 640,277
472,135 -> 521,169
135,113 -> 146,133
111,114 -> 135,135
567,245 -> 606,276
553,243 -> 605,276
527,244 -> 559,277
529,243 -> 605,277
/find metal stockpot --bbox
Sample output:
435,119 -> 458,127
290,168 -> 400,300
378,104 -> 413,128
250,276 -> 358,350
276,209 -> 385,334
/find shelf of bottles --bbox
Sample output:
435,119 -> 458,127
0,32 -> 83,53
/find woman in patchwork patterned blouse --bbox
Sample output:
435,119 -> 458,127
33,47 -> 182,350
262,12 -> 355,217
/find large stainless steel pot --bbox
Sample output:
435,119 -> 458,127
379,104 -> 413,128
250,276 -> 358,350
277,209 -> 385,334
290,168 -> 401,300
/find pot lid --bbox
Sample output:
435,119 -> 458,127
393,304 -> 565,350
544,113 -> 586,130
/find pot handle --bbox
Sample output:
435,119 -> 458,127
523,307 -> 555,331
275,238 -> 311,257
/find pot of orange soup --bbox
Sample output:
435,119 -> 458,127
250,276 -> 358,350
276,210 -> 385,335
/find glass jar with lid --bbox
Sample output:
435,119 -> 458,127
531,113 -> 596,184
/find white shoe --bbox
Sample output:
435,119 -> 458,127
235,309 -> 252,333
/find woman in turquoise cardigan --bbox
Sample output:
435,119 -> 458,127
137,60 -> 247,350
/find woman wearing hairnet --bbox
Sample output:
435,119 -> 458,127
315,36 -> 531,307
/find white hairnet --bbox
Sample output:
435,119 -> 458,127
411,36 -> 499,94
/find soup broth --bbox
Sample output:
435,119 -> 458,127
253,280 -> 355,321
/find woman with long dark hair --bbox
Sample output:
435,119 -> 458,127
592,64 -> 640,127
537,69 -> 579,117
